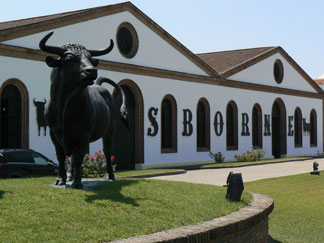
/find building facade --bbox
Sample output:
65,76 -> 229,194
0,2 -> 323,169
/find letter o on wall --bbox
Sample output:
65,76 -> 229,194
214,111 -> 224,136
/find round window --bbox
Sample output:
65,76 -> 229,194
273,59 -> 284,84
116,22 -> 138,58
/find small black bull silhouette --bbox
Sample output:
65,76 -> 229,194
33,98 -> 47,136
302,118 -> 311,136
39,31 -> 127,189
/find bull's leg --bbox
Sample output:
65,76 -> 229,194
103,135 -> 115,181
71,141 -> 88,189
66,158 -> 74,181
49,130 -> 66,185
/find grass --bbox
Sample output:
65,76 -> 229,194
245,171 -> 324,243
0,177 -> 251,242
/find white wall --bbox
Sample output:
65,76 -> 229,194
0,55 -> 322,166
3,11 -> 209,76
99,69 -> 323,166
0,56 -> 56,161
229,53 -> 318,93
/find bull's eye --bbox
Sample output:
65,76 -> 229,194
64,53 -> 79,63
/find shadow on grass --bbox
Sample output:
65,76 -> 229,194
268,235 -> 282,243
85,179 -> 140,206
0,190 -> 4,200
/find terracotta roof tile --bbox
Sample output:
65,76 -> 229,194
197,47 -> 277,74
314,79 -> 324,85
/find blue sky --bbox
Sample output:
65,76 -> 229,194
1,0 -> 323,78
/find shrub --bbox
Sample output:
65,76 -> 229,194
81,150 -> 106,178
208,151 -> 225,163
234,147 -> 265,162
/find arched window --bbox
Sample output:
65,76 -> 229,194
226,101 -> 238,150
310,109 -> 317,147
0,79 -> 29,149
161,95 -> 177,153
252,104 -> 262,149
272,98 -> 287,158
294,107 -> 302,147
197,98 -> 210,151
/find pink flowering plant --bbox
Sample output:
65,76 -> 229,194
82,150 -> 106,178
234,147 -> 265,162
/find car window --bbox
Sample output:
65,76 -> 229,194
12,151 -> 34,163
31,152 -> 48,165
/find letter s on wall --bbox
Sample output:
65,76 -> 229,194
147,107 -> 159,136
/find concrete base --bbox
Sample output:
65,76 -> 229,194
310,171 -> 320,175
51,178 -> 112,190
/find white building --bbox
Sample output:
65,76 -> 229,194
0,2 -> 323,169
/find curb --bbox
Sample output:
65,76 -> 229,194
185,157 -> 313,171
109,192 -> 274,243
119,157 -> 314,179
119,170 -> 187,179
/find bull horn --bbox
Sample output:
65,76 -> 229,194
88,39 -> 114,57
33,98 -> 36,104
43,99 -> 46,105
39,31 -> 65,56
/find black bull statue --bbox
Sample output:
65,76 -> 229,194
39,31 -> 128,189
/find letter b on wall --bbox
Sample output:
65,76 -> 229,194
182,109 -> 193,136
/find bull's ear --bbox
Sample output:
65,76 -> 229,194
45,56 -> 61,67
92,59 -> 99,67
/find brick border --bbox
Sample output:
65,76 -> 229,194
110,193 -> 274,243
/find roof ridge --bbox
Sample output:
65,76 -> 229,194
196,46 -> 278,55
0,9 -> 87,26
0,2 -> 132,31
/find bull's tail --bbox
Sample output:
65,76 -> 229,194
96,77 -> 129,129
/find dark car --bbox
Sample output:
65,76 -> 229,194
0,149 -> 58,178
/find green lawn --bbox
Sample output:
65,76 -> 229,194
0,177 -> 251,242
245,172 -> 324,243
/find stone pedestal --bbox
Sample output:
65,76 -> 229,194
310,171 -> 320,175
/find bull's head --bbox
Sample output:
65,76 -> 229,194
39,31 -> 113,86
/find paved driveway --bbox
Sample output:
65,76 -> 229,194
151,158 -> 323,186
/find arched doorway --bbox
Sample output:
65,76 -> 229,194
0,79 -> 29,149
271,98 -> 286,158
112,80 -> 143,170
1,85 -> 21,148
